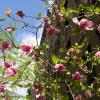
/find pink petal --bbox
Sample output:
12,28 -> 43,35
85,21 -> 93,30
4,67 -> 16,78
72,17 -> 80,25
80,19 -> 93,30
80,18 -> 88,24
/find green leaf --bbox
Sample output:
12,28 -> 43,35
37,13 -> 42,18
59,58 -> 66,63
51,55 -> 59,64
95,7 -> 100,13
62,95 -> 69,100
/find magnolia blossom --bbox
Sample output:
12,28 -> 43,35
4,61 -> 13,68
0,84 -> 5,92
4,8 -> 12,16
55,10 -> 63,22
5,26 -> 15,33
20,44 -> 32,53
73,17 -> 93,31
72,71 -> 82,80
43,16 -> 51,26
47,25 -> 60,37
53,64 -> 65,72
2,41 -> 10,50
95,51 -> 100,58
4,67 -> 16,78
17,10 -> 25,18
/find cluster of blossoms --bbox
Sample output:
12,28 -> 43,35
43,9 -> 63,37
0,40 -> 16,78
4,61 -> 16,78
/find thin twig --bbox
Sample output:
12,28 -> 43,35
65,81 -> 75,100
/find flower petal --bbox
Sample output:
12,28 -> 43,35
72,17 -> 80,25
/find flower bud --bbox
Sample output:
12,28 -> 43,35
53,64 -> 65,72
17,10 -> 25,18
20,44 -> 32,53
6,26 -> 14,33
4,8 -> 12,16
2,41 -> 10,50
72,71 -> 82,80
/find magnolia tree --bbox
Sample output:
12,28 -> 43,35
0,0 -> 100,100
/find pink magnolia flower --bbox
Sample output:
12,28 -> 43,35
47,25 -> 60,37
72,17 -> 93,31
0,84 -> 5,92
20,44 -> 32,53
4,67 -> 16,78
4,8 -> 12,16
4,61 -> 13,68
72,71 -> 82,80
43,16 -> 51,26
55,11 -> 63,22
53,64 -> 65,72
95,51 -> 100,58
2,41 -> 10,50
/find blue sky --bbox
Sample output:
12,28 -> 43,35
0,0 -> 47,45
